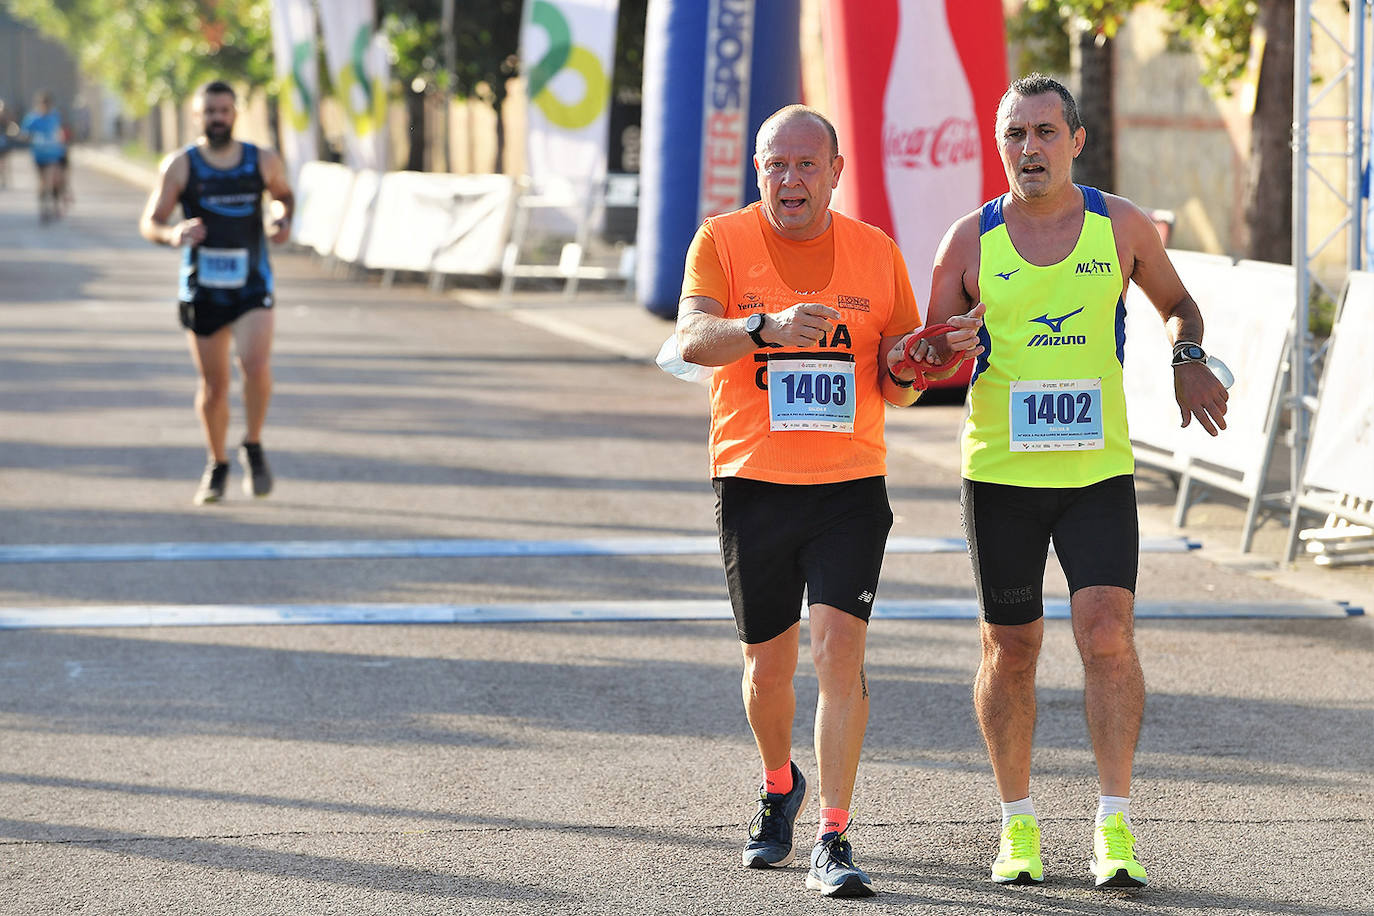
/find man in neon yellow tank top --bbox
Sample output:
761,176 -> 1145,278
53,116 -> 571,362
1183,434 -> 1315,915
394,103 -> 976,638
925,75 -> 1230,890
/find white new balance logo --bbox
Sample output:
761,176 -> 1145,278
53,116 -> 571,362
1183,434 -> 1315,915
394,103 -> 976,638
858,591 -> 874,604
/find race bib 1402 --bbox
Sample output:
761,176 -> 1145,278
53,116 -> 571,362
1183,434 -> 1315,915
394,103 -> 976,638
1009,378 -> 1104,451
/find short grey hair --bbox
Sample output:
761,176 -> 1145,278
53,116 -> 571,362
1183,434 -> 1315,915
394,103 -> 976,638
1000,74 -> 1083,134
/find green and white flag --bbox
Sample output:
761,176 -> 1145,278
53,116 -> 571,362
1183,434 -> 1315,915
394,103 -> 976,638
520,0 -> 619,205
318,0 -> 389,171
270,0 -> 319,188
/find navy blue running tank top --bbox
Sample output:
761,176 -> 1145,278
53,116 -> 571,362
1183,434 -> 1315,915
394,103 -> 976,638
177,142 -> 273,307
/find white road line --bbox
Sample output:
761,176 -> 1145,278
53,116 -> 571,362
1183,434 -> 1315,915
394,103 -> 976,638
0,598 -> 1359,630
0,535 -> 1200,564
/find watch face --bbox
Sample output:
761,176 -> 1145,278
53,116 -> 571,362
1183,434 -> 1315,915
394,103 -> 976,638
1181,345 -> 1205,360
746,314 -> 764,332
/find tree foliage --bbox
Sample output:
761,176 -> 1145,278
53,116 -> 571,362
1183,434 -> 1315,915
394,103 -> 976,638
380,0 -> 521,107
3,0 -> 274,115
381,0 -> 645,107
1007,0 -> 1260,95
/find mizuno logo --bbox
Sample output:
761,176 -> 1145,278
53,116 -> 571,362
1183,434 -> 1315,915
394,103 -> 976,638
1029,307 -> 1084,334
995,268 -> 1020,280
1027,333 -> 1087,347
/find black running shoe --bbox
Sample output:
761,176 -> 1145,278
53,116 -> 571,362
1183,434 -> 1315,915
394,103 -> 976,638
742,762 -> 808,868
806,828 -> 875,898
239,441 -> 273,497
194,461 -> 229,505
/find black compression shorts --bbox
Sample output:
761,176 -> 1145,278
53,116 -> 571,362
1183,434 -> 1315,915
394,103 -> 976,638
961,474 -> 1139,626
714,475 -> 894,645
178,296 -> 272,337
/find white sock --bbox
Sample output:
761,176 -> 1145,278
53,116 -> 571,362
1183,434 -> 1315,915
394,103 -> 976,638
1000,796 -> 1036,827
1096,795 -> 1131,827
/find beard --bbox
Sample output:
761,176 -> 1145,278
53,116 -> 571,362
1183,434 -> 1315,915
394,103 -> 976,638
205,123 -> 233,148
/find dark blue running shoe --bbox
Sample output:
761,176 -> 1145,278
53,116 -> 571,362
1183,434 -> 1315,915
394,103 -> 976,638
806,829 -> 875,898
742,762 -> 808,868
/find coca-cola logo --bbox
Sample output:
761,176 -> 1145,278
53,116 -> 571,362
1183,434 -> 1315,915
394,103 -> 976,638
882,117 -> 979,169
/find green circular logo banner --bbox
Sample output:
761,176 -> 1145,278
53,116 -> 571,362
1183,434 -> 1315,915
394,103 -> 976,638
527,0 -> 609,130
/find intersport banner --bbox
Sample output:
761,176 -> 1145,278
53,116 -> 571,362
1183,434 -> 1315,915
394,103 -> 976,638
637,0 -> 800,317
270,0 -> 319,190
520,0 -> 620,207
825,0 -> 1006,306
318,0 -> 388,171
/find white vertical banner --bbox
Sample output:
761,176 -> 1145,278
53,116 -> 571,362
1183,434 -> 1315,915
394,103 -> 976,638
697,0 -> 753,225
520,0 -> 619,208
270,0 -> 319,190
318,0 -> 389,171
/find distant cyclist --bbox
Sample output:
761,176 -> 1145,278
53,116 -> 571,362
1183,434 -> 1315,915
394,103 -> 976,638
139,80 -> 294,504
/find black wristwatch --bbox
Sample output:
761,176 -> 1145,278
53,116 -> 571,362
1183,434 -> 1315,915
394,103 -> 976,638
1171,341 -> 1207,367
745,313 -> 769,348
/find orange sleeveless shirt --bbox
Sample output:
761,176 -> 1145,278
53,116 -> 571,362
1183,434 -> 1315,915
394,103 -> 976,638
689,204 -> 921,484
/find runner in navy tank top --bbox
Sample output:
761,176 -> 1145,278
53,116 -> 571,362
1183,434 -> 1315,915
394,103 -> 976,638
140,80 -> 294,505
178,141 -> 274,314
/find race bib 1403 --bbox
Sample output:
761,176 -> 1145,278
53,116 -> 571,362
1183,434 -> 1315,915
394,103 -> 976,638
767,356 -> 856,433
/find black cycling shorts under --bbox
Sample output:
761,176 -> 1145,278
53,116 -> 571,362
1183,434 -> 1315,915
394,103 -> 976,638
714,475 -> 894,645
961,474 -> 1139,626
179,297 -> 272,337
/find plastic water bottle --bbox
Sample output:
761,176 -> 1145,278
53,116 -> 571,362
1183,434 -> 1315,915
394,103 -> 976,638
656,334 -> 714,384
1207,355 -> 1235,389
880,0 -> 984,302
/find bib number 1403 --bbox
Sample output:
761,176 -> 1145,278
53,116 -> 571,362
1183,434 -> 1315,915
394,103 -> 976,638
1008,378 -> 1104,451
779,372 -> 847,407
767,357 -> 856,433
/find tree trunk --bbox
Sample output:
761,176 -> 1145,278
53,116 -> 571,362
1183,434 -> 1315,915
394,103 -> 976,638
405,88 -> 427,172
1244,0 -> 1294,264
1073,29 -> 1115,193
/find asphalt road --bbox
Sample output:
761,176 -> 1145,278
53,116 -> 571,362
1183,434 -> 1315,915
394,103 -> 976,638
0,154 -> 1370,915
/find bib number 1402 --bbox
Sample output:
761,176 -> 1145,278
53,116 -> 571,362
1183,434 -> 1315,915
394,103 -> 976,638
1008,378 -> 1104,451
1022,390 -> 1093,426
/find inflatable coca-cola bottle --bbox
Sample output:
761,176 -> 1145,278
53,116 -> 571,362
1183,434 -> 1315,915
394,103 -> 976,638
879,0 -> 983,303
827,0 -> 1006,304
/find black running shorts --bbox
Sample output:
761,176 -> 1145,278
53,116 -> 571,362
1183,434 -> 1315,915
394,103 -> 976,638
961,474 -> 1139,626
179,296 -> 272,337
714,475 -> 894,645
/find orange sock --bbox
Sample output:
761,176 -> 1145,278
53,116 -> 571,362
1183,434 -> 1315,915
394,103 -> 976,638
764,761 -> 793,795
818,807 -> 849,839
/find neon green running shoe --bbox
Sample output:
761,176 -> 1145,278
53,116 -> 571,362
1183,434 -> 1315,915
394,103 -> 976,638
1091,813 -> 1148,888
990,814 -> 1043,885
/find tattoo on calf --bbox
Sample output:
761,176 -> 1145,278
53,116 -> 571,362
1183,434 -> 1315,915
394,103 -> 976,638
860,666 -> 869,699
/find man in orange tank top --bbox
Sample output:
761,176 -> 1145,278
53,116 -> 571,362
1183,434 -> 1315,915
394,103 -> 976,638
677,104 -> 984,898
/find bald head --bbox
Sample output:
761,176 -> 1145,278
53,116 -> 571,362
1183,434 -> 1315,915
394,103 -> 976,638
756,105 -> 839,162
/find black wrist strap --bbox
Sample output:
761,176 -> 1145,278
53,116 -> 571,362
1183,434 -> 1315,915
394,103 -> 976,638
886,366 -> 914,389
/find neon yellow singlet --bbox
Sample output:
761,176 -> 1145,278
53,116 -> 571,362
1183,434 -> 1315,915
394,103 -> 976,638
962,185 -> 1134,487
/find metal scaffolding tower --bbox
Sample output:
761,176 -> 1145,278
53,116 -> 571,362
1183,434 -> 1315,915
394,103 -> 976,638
1285,0 -> 1371,561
